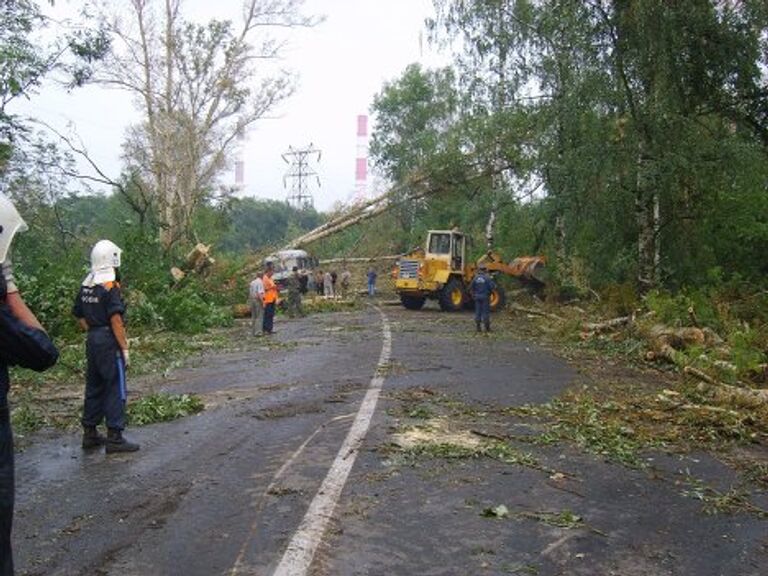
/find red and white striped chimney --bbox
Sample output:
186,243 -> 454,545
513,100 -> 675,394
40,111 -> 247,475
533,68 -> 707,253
354,114 -> 368,203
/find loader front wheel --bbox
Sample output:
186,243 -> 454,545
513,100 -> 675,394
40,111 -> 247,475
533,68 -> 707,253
400,294 -> 426,310
489,285 -> 506,312
439,278 -> 465,312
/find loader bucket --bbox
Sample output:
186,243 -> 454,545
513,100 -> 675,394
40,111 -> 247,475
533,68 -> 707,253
508,256 -> 547,284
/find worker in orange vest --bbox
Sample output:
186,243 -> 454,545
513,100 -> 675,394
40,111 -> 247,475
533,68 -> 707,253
261,264 -> 279,335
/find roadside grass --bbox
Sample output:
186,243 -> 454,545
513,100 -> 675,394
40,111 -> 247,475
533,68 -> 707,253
734,460 -> 768,489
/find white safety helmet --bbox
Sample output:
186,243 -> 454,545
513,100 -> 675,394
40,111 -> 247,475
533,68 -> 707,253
0,192 -> 28,263
90,239 -> 122,284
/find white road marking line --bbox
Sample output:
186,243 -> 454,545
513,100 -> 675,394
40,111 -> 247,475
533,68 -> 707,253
229,412 -> 356,576
540,532 -> 577,558
272,308 -> 392,576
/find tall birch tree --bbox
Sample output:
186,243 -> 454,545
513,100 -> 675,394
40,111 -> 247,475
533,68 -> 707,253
97,0 -> 318,249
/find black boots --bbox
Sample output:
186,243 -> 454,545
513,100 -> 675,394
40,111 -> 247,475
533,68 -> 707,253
82,426 -> 106,449
484,322 -> 491,333
476,321 -> 482,333
106,428 -> 140,454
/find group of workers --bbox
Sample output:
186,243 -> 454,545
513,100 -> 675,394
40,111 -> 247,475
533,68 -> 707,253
248,259 -> 495,335
248,264 -> 336,336
248,263 -> 279,336
310,267 -> 355,299
249,263 -> 378,337
1,193 -> 140,575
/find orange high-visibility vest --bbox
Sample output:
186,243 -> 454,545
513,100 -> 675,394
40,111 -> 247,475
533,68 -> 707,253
263,275 -> 278,304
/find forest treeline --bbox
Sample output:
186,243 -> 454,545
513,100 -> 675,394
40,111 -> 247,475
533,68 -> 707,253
358,1 -> 768,293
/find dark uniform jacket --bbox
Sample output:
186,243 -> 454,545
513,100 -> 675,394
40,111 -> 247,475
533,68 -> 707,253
1,276 -> 58,576
0,278 -> 59,408
470,272 -> 496,300
72,282 -> 126,331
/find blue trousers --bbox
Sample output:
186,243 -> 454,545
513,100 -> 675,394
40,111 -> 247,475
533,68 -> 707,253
0,407 -> 14,576
262,302 -> 276,333
82,327 -> 127,431
474,297 -> 491,325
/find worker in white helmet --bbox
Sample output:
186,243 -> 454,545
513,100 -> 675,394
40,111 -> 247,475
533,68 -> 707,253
72,240 -> 139,454
0,192 -> 59,576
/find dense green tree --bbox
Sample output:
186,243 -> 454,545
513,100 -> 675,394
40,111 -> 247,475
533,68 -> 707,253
370,64 -> 459,183
424,0 -> 768,289
215,197 -> 323,254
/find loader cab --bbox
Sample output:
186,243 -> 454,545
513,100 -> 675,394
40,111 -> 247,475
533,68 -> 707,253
426,230 -> 465,272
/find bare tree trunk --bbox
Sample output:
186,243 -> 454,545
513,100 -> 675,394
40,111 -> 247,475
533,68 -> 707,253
554,212 -> 571,284
635,150 -> 659,290
101,0 -> 317,252
485,209 -> 496,250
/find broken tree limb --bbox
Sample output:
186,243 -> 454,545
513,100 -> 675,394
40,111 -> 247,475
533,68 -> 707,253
644,325 -> 710,364
319,255 -> 400,265
184,243 -> 214,273
645,343 -> 685,364
683,366 -> 768,407
284,172 -> 432,250
683,366 -> 719,386
687,306 -> 700,328
582,315 -> 632,334
509,304 -> 564,322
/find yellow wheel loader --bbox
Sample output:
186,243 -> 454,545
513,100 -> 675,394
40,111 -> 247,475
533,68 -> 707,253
393,229 -> 545,312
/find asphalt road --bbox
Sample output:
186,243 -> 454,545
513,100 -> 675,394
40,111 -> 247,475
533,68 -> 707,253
12,304 -> 768,575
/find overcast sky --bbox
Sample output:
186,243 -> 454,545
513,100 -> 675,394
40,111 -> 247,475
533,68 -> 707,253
14,0 -> 448,212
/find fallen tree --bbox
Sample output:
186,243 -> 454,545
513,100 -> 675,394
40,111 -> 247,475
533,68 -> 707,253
684,366 -> 768,408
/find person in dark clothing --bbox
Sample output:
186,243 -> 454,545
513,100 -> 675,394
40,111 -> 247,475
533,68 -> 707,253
286,266 -> 304,318
73,240 -> 139,454
366,267 -> 377,296
470,263 -> 496,333
0,192 -> 59,576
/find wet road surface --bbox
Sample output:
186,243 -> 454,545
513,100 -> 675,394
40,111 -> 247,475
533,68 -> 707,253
13,305 -> 768,575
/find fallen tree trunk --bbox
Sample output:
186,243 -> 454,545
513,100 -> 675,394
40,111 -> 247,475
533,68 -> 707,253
319,255 -> 400,265
582,315 -> 632,334
284,173 -> 431,250
684,366 -> 768,407
645,344 -> 685,365
232,303 -> 251,319
509,305 -> 564,322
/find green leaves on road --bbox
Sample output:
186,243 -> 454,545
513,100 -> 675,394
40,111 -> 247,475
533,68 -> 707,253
127,393 -> 204,426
